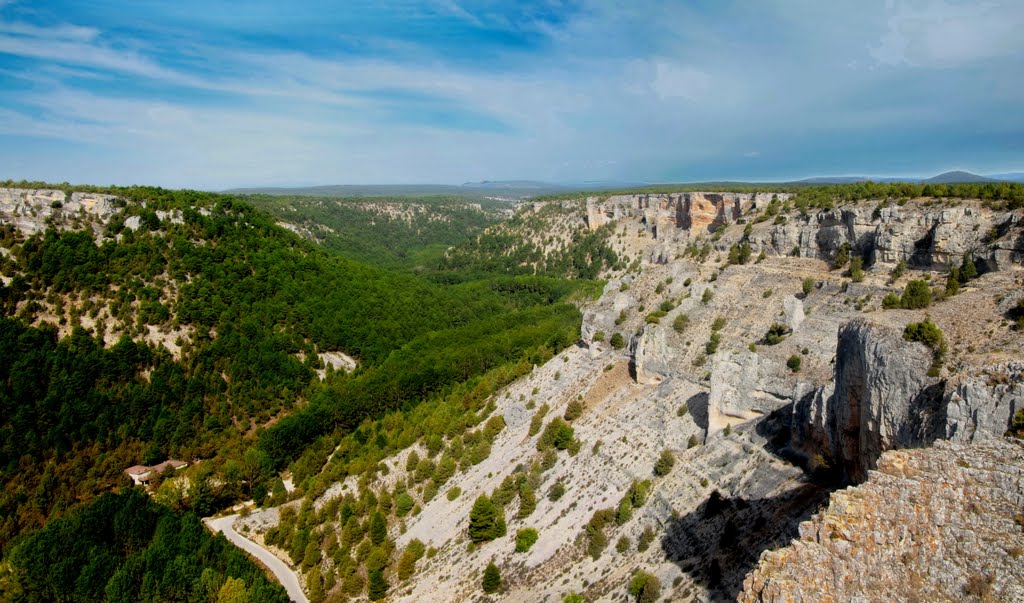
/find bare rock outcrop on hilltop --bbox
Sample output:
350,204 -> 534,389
585,192 -> 787,237
789,319 -> 1024,483
758,204 -> 1024,270
740,439 -> 1024,603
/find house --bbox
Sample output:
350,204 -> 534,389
124,459 -> 188,486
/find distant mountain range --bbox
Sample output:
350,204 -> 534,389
795,170 -> 1024,184
227,171 -> 1024,199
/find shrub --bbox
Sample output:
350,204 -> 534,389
882,292 -> 901,309
584,508 -> 615,559
890,259 -> 907,282
787,354 -> 802,372
482,562 -> 502,593
395,492 -> 415,517
711,316 -> 727,331
548,481 -> 566,501
615,497 -> 633,526
677,403 -> 688,417
904,318 -> 947,376
638,527 -> 656,552
563,400 -> 583,421
801,277 -> 816,296
687,435 -> 699,448
538,418 -> 575,451
945,268 -> 960,296
628,570 -> 661,603
610,333 -> 626,349
900,279 -> 932,309
833,243 -> 850,269
959,255 -> 977,282
672,313 -> 689,334
762,323 -> 791,345
515,528 -> 539,553
563,593 -> 584,603
593,330 -> 606,342
701,288 -> 714,305
705,333 -> 721,355
653,449 -> 675,477
849,256 -> 864,282
446,487 -> 461,501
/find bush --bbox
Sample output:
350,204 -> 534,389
711,316 -> 727,331
672,314 -> 689,334
687,435 -> 699,448
610,333 -> 626,349
900,279 -> 932,309
548,481 -> 566,501
515,528 -> 539,552
538,418 -> 575,451
801,277 -> 816,296
833,243 -> 850,269
446,487 -> 461,501
762,323 -> 790,345
637,527 -> 655,552
890,259 -> 907,282
701,288 -> 714,305
593,330 -> 605,342
482,562 -> 502,593
882,292 -> 901,309
705,333 -> 721,355
563,400 -> 583,421
395,492 -> 415,517
959,255 -> 977,282
787,355 -> 802,372
904,318 -> 947,376
849,257 -> 864,282
945,267 -> 960,296
653,449 -> 675,477
628,570 -> 661,603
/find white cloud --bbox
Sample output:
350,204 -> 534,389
870,0 -> 1024,67
650,60 -> 713,101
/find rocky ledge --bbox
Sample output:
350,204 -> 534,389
740,438 -> 1024,602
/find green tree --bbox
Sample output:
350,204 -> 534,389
369,511 -> 387,546
515,528 -> 539,552
217,577 -> 250,603
628,570 -> 661,603
610,332 -> 626,349
945,267 -> 960,296
395,492 -> 415,517
653,449 -> 675,477
801,277 -> 816,296
367,569 -> 388,601
482,562 -> 502,593
849,256 -> 864,282
469,495 -> 503,543
787,354 -> 802,372
960,254 -> 977,282
900,279 -> 932,309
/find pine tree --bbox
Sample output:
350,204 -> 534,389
469,495 -> 500,543
369,511 -> 387,546
482,562 -> 502,593
367,569 -> 388,601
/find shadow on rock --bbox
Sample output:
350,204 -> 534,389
686,391 -> 710,435
661,484 -> 830,601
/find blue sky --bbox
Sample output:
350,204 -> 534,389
0,0 -> 1022,188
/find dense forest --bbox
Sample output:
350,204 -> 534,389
230,194 -> 504,269
0,182 -> 598,593
4,488 -> 288,602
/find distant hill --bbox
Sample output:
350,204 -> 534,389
923,171 -> 995,184
227,181 -> 577,199
987,172 -> 1024,183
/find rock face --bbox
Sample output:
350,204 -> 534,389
585,192 -> 791,237
0,188 -> 124,235
791,319 -> 938,482
708,351 -> 799,433
756,204 -> 1024,270
791,320 -> 1024,483
740,439 -> 1024,603
943,363 -> 1024,442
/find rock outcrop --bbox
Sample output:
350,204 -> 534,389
708,350 -> 800,433
757,204 -> 1024,270
740,438 -> 1024,603
585,192 -> 790,237
791,320 -> 1024,483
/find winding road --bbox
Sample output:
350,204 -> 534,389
207,514 -> 309,603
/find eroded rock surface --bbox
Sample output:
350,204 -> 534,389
740,439 -> 1024,603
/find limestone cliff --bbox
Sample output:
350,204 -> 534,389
740,439 -> 1024,603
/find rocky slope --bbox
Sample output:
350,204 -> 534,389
235,191 -> 1024,602
740,439 -> 1024,603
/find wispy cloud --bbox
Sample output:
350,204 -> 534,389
0,0 -> 1021,188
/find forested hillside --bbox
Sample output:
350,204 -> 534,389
242,195 -> 504,269
0,184 -> 596,592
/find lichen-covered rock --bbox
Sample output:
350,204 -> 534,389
740,439 -> 1024,603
